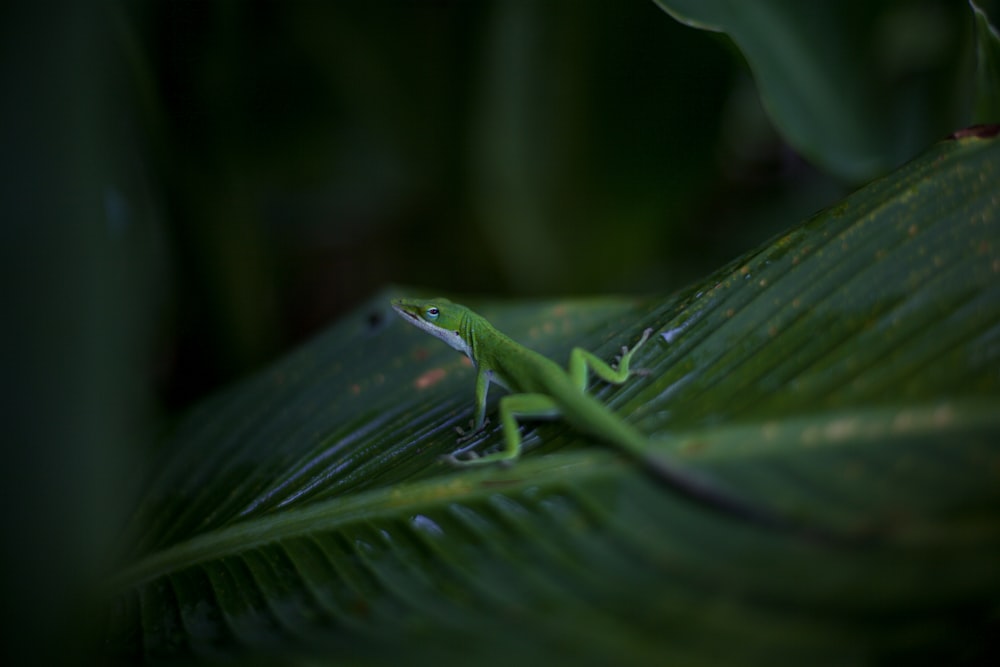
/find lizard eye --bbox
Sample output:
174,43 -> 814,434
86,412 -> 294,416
426,307 -> 439,319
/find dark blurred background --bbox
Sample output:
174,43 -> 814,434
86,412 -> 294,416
0,1 -> 978,663
9,0 -> 965,413
135,0 -> 856,410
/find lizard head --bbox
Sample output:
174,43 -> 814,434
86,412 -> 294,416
391,297 -> 472,357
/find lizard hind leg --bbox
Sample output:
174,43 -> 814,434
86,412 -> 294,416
444,393 -> 560,467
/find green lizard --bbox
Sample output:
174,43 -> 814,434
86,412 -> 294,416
391,297 -> 778,525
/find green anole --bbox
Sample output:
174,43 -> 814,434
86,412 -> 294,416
392,297 -> 779,525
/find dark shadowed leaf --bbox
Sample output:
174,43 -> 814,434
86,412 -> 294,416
653,0 -> 973,181
973,1 -> 1000,123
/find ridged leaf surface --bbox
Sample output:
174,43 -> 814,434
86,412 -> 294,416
106,132 -> 1000,665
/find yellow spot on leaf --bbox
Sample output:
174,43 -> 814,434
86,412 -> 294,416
824,418 -> 858,441
892,410 -> 917,432
932,403 -> 954,428
801,426 -> 822,446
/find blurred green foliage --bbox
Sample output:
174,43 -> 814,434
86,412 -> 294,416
657,0 -> 977,179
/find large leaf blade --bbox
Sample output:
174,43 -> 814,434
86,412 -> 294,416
107,132 -> 1000,664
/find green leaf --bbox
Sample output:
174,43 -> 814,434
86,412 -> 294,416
105,133 -> 1000,665
652,0 -> 972,181
973,0 -> 1000,123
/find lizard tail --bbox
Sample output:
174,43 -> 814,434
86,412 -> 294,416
638,451 -> 783,527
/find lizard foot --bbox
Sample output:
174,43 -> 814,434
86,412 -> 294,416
440,450 -> 517,468
439,451 -> 480,465
455,417 -> 490,443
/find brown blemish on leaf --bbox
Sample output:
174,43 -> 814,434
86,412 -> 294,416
415,368 -> 448,390
947,124 -> 1000,140
681,439 -> 708,454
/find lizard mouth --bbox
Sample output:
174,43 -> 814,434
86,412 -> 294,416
392,303 -> 419,321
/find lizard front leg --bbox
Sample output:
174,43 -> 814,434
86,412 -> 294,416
568,327 -> 654,390
454,366 -> 493,443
